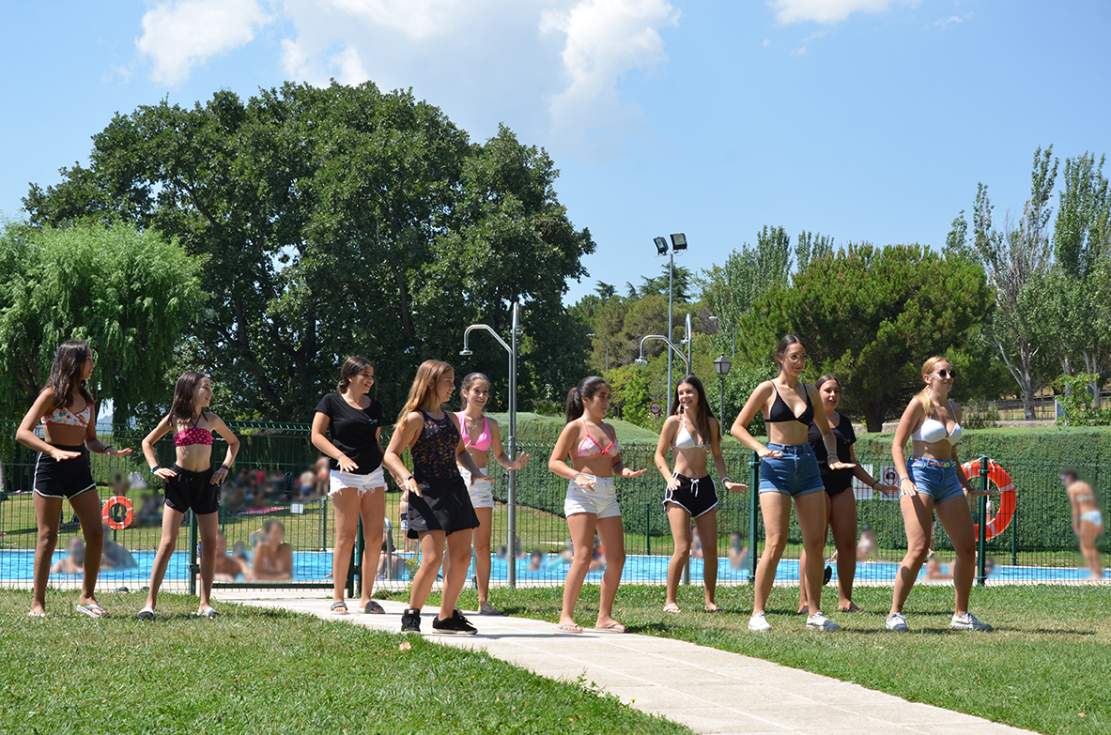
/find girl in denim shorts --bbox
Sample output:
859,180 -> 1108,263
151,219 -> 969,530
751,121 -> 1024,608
730,336 -> 853,633
887,356 -> 991,633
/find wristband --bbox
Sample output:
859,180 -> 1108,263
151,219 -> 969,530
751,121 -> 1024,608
404,475 -> 414,483
722,476 -> 733,485
219,464 -> 232,471
150,465 -> 161,473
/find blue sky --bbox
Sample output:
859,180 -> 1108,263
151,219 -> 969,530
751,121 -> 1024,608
3,1 -> 1109,304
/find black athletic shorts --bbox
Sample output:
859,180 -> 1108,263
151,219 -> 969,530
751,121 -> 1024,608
34,445 -> 95,499
164,465 -> 220,515
662,473 -> 719,518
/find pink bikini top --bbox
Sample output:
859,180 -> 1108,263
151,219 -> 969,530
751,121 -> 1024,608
575,426 -> 619,458
456,412 -> 492,452
175,427 -> 213,448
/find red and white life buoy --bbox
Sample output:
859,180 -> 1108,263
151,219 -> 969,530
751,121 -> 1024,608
101,496 -> 134,530
961,458 -> 1016,541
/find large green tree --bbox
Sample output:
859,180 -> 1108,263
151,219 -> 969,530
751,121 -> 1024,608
1044,152 -> 1111,406
736,244 -> 993,431
963,147 -> 1059,418
24,83 -> 594,418
0,223 -> 205,430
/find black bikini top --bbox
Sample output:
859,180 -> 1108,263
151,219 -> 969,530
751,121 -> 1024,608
767,382 -> 814,425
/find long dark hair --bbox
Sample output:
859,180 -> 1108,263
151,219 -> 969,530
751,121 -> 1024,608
774,334 -> 802,364
459,372 -> 490,410
169,371 -> 210,423
671,374 -> 714,445
45,340 -> 94,410
337,355 -> 374,394
565,376 -> 608,423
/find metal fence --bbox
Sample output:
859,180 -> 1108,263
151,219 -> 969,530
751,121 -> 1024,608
2,428 -> 1108,594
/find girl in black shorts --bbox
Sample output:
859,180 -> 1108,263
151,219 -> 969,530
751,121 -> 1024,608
15,341 -> 133,618
138,372 -> 240,619
383,360 -> 482,635
797,375 -> 896,615
653,375 -> 746,613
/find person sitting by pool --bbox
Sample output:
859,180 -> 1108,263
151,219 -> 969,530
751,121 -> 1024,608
528,551 -> 544,572
727,532 -> 749,571
51,532 -> 136,573
1062,469 -> 1104,579
50,537 -> 86,574
100,524 -> 137,569
924,550 -> 952,580
212,530 -> 248,581
250,519 -> 292,580
856,526 -> 877,562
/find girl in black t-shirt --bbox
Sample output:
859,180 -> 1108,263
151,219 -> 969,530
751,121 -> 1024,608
799,375 -> 897,614
311,356 -> 387,615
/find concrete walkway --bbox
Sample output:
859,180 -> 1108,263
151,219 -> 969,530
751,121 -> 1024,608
223,590 -> 1032,735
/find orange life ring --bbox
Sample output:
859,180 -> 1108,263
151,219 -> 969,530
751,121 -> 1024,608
102,496 -> 134,530
961,459 -> 1016,541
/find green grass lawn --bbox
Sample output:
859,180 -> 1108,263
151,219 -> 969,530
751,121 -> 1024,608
420,584 -> 1111,735
0,590 -> 688,735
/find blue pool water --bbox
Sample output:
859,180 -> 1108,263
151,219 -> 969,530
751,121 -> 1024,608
1,550 -> 1104,584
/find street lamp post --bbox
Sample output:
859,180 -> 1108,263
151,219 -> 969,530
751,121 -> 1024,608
654,234 -> 687,413
714,354 -> 732,422
460,302 -> 521,588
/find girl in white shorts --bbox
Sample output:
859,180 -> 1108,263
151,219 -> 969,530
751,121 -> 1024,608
311,356 -> 387,615
547,376 -> 646,634
456,372 -> 530,615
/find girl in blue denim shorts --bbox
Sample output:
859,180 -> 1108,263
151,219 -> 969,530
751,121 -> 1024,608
730,336 -> 854,633
888,356 -> 991,633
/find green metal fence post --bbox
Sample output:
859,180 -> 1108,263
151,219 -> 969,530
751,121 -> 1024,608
188,510 -> 198,597
977,455 -> 989,585
320,494 -> 328,552
748,451 -> 759,584
1010,502 -> 1018,566
645,503 -> 651,556
349,517 -> 363,599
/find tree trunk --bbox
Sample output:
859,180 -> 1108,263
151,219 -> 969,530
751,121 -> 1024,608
864,405 -> 885,433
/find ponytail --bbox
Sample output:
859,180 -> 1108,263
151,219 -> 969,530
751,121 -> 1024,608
565,376 -> 607,423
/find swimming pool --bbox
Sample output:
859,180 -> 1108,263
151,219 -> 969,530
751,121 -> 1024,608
1,550 -> 1104,584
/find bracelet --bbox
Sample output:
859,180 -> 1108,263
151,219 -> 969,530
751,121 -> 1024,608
150,465 -> 161,473
404,475 -> 414,483
219,464 -> 232,471
722,476 -> 732,485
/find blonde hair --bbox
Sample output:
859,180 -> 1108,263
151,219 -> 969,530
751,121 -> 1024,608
916,355 -> 950,418
396,360 -> 454,425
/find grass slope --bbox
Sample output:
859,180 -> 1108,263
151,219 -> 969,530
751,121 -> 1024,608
0,591 -> 688,735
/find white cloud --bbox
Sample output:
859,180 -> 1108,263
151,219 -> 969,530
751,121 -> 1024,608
134,0 -> 679,150
770,0 -> 890,25
791,29 -> 829,55
933,13 -> 971,29
137,0 -> 271,85
330,45 -> 370,86
542,0 -> 679,137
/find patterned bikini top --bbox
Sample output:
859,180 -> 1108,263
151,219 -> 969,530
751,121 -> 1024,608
41,402 -> 93,428
411,410 -> 461,480
175,427 -> 213,447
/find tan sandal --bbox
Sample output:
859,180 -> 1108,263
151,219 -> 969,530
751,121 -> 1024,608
663,602 -> 681,614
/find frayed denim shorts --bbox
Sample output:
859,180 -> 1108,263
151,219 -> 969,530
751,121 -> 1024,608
758,443 -> 825,497
906,458 -> 964,504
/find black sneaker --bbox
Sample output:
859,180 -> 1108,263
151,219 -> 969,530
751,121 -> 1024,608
823,565 -> 833,585
431,609 -> 477,635
400,608 -> 421,634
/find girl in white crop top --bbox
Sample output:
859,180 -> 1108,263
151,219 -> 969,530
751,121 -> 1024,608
654,376 -> 746,614
887,356 -> 991,634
